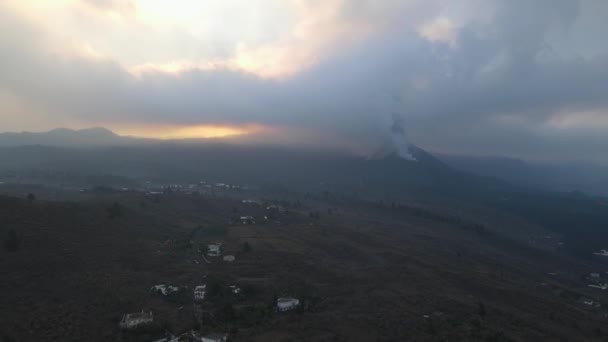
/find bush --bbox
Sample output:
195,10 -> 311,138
107,202 -> 124,219
216,303 -> 236,322
4,229 -> 20,252
478,301 -> 487,317
202,225 -> 227,237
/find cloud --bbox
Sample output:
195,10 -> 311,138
80,0 -> 136,15
418,16 -> 459,47
1,0 -> 608,162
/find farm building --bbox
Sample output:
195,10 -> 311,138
208,243 -> 222,257
277,297 -> 300,312
119,310 -> 153,329
240,216 -> 255,224
151,284 -> 179,296
201,333 -> 228,342
194,285 -> 207,301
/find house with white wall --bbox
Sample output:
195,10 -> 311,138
119,310 -> 153,329
194,285 -> 207,301
201,333 -> 228,342
277,297 -> 300,312
208,243 -> 222,257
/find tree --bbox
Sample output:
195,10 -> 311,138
478,301 -> 487,318
217,303 -> 236,322
272,292 -> 278,307
206,278 -> 226,299
4,229 -> 20,252
242,241 -> 252,253
26,193 -> 36,203
107,202 -> 124,219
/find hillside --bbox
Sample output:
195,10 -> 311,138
2,191 -> 608,341
439,154 -> 608,197
1,142 -> 608,259
0,128 -> 137,147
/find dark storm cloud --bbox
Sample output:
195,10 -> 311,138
1,0 -> 608,161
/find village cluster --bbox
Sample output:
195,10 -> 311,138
119,203 -> 299,342
586,272 -> 608,291
141,180 -> 254,197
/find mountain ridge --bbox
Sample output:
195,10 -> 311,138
0,127 -> 133,147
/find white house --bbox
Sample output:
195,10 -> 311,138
230,284 -> 241,294
240,216 -> 255,225
584,299 -> 601,308
151,334 -> 178,342
277,297 -> 300,312
588,283 -> 608,290
151,284 -> 179,296
594,249 -> 608,256
266,204 -> 285,212
201,333 -> 228,342
194,285 -> 207,301
223,255 -> 236,262
208,243 -> 222,257
590,273 -> 601,279
119,310 -> 153,329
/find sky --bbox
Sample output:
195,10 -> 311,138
1,0 -> 608,162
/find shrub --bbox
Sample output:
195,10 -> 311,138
107,202 -> 124,219
4,229 -> 20,252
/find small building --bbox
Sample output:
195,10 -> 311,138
194,285 -> 207,301
229,284 -> 241,294
151,284 -> 179,296
578,297 -> 601,308
151,333 -> 177,342
201,333 -> 228,342
588,283 -> 608,290
223,255 -> 235,262
590,273 -> 601,279
277,297 -> 300,312
119,310 -> 153,330
240,216 -> 255,225
266,204 -> 285,213
151,337 -> 171,342
208,243 -> 222,257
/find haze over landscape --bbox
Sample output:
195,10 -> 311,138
1,0 -> 608,161
2,1 -> 608,341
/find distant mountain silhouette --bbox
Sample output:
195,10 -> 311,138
2,127 -> 606,196
438,154 -> 608,196
0,127 -> 135,147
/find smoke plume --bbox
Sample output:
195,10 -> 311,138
390,112 -> 416,161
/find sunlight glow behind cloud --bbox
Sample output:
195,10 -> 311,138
116,123 -> 268,139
